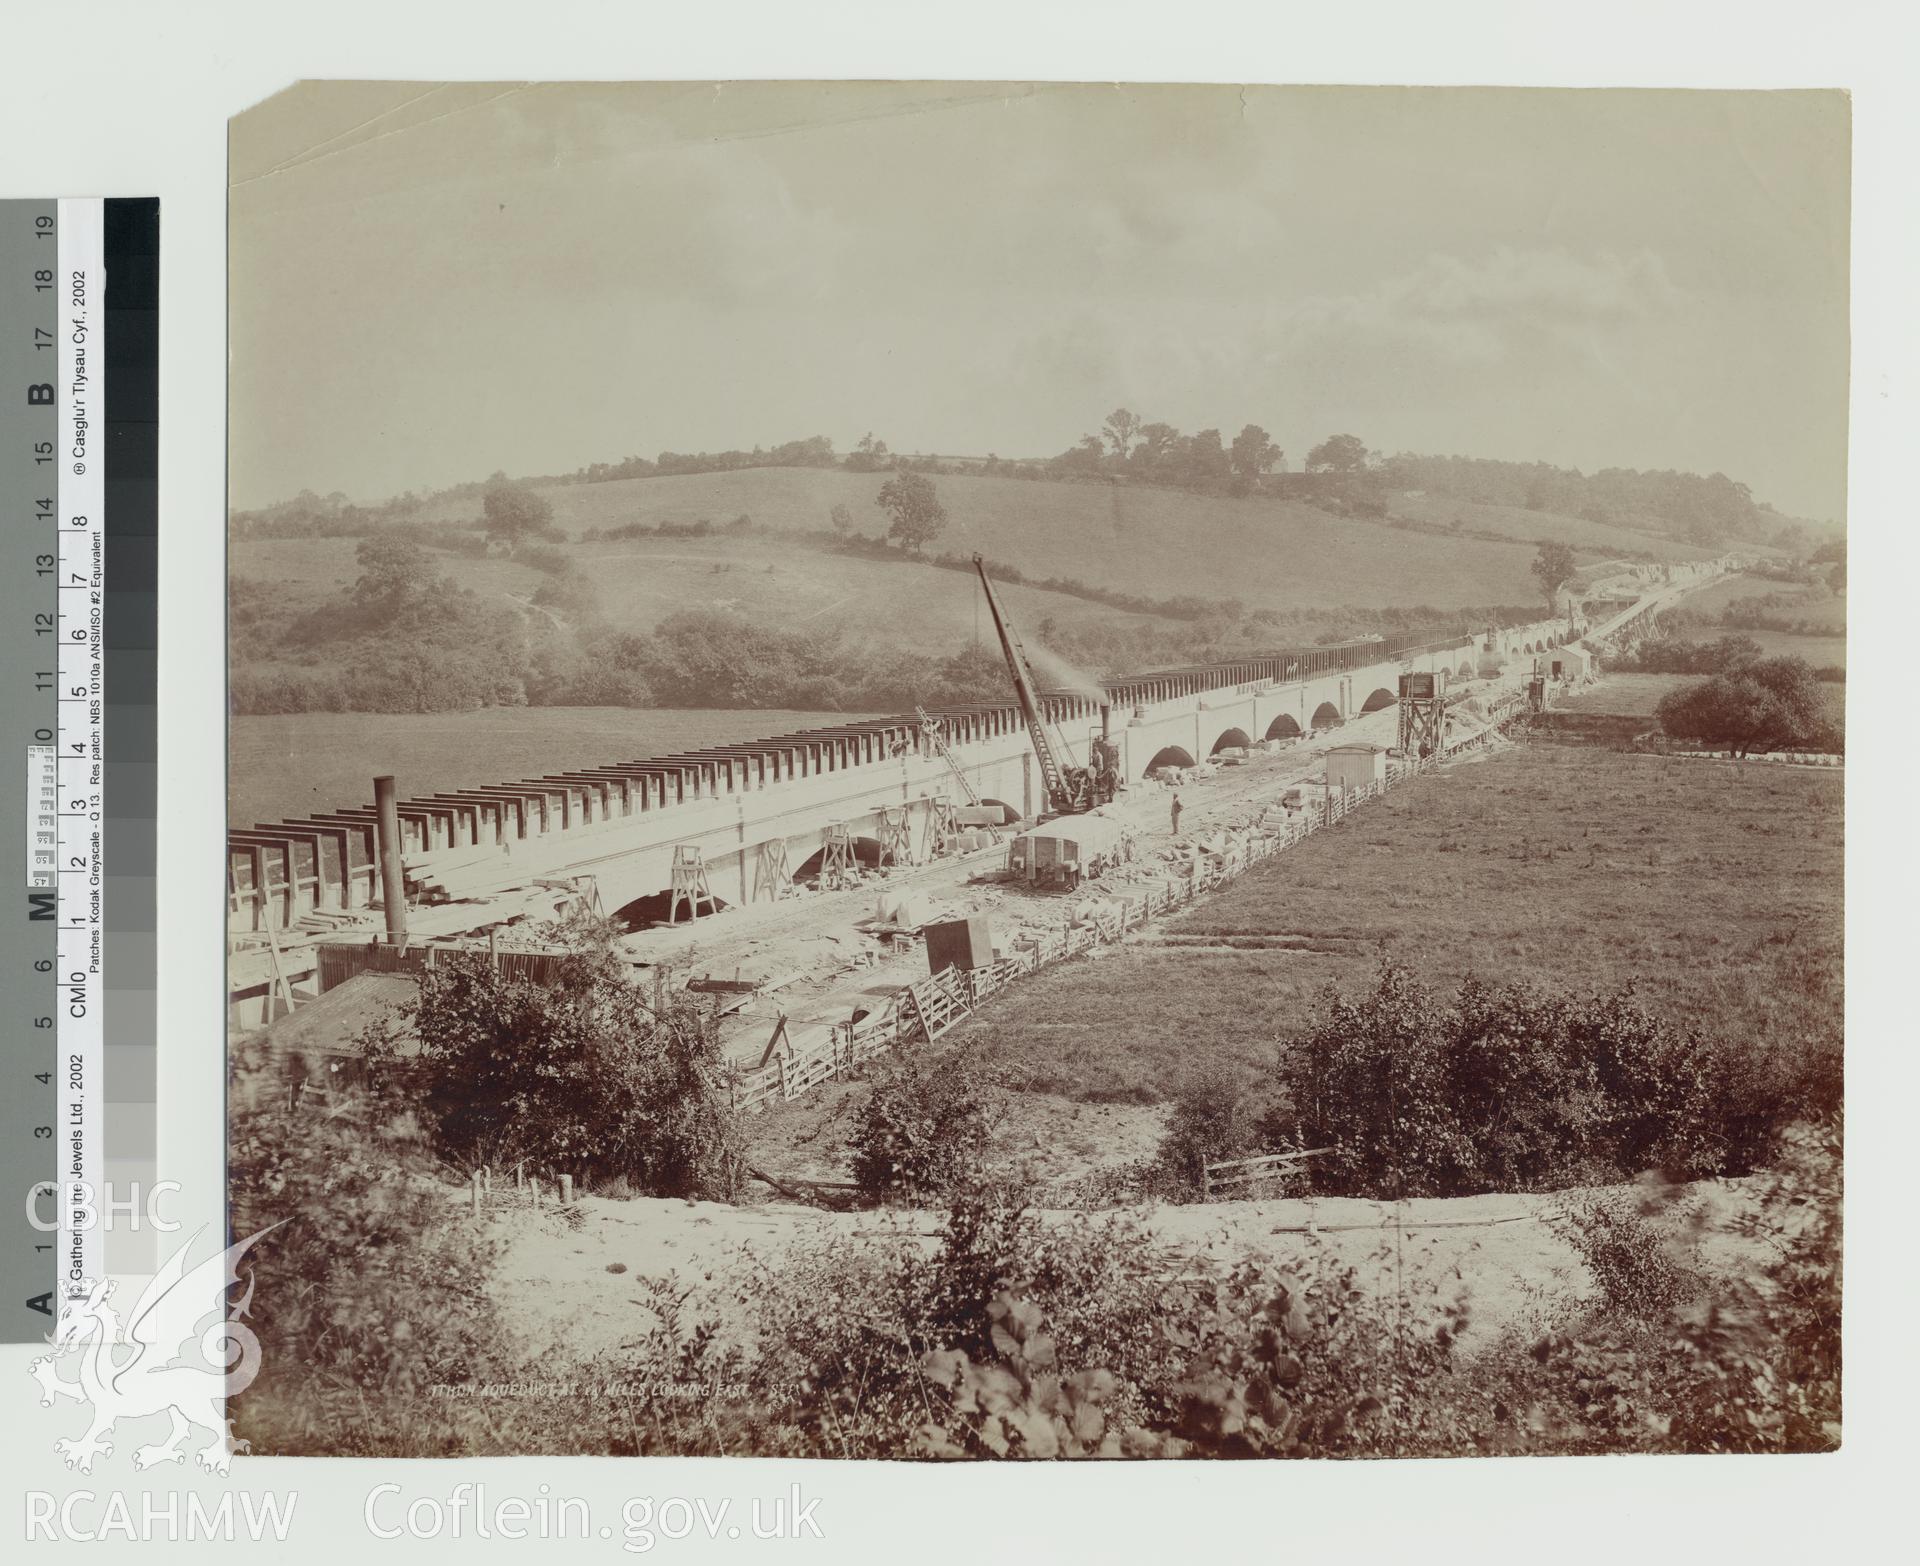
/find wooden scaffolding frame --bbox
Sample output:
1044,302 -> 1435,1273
922,793 -> 963,860
667,844 -> 720,924
752,836 -> 792,903
877,806 -> 914,869
263,919 -> 298,1020
819,822 -> 857,890
1397,693 -> 1446,757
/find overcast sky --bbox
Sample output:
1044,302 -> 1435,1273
230,82 -> 1849,519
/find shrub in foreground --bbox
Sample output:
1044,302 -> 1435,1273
229,1115 -> 1840,1458
1155,1059 -> 1272,1197
411,944 -> 744,1201
850,1051 -> 1001,1202
228,1044 -> 501,1455
1275,962 -> 1809,1198
664,1148 -> 1838,1458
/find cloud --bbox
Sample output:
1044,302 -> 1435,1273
1286,247 -> 1684,364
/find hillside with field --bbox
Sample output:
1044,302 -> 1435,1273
1679,571 -> 1848,632
229,435 -> 1796,726
403,465 -> 1712,612
230,464 -> 1621,720
1667,569 -> 1849,672
230,525 -> 1167,654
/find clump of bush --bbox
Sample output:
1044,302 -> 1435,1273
642,1155 -> 1840,1458
1154,1060 -> 1271,1197
331,643 -> 529,713
1271,962 -> 1809,1199
229,668 -> 349,715
1550,1185 -> 1704,1320
1514,1128 -> 1841,1455
517,543 -> 572,575
1655,654 -> 1840,757
530,566 -> 599,615
850,1051 -> 1002,1202
1610,633 -> 1764,675
726,1190 -> 1408,1458
410,942 -> 745,1201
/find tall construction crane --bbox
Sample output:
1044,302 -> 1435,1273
971,554 -> 1122,817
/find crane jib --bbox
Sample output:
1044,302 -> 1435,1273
971,553 -> 1109,816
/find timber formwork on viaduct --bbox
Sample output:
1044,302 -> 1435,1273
228,618 -> 1578,936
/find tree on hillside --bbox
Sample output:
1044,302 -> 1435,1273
1229,424 -> 1282,484
932,639 -> 1014,703
1057,435 -> 1107,475
877,470 -> 947,553
1176,428 -> 1231,489
351,533 -> 437,614
1102,408 -> 1143,461
1304,433 -> 1372,475
829,502 -> 854,537
1131,421 -> 1181,475
1530,541 -> 1577,611
482,476 -> 560,555
1655,655 -> 1838,757
845,433 -> 892,473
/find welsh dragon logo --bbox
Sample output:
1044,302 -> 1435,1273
28,1224 -> 279,1476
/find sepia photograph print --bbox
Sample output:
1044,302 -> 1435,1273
225,81 -> 1846,1460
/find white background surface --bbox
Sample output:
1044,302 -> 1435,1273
0,2 -> 1911,1560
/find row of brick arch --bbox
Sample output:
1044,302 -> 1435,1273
1144,701 -> 1353,775
1150,658 -> 1494,775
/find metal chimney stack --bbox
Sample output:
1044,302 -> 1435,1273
373,774 -> 408,947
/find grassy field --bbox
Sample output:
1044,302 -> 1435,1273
1675,571 -> 1848,670
1681,571 -> 1849,631
392,466 -> 1697,615
231,528 -> 1167,656
1739,629 -> 1847,669
826,744 -> 1843,1122
229,706 -> 876,830
1552,673 -> 1694,719
1555,672 -> 1846,730
1385,490 -> 1707,559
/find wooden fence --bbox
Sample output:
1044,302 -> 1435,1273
1201,1147 -> 1332,1200
315,940 -> 576,994
732,707 -> 1527,1114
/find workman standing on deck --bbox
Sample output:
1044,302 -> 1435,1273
1170,793 -> 1183,836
